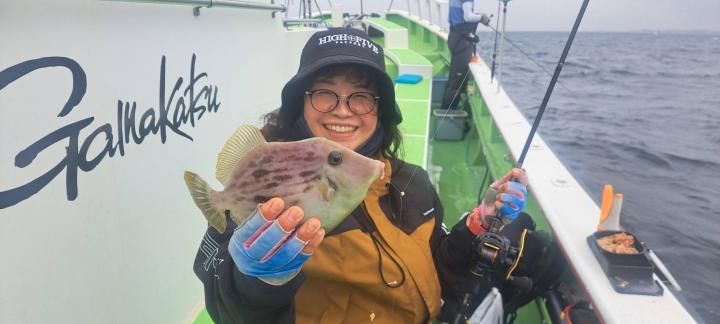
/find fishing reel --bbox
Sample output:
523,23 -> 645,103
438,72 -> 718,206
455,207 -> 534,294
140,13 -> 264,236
469,188 -> 533,291
452,214 -> 532,324
472,218 -> 516,273
470,216 -> 531,291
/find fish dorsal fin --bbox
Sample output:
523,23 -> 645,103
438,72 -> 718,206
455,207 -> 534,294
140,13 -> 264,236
216,125 -> 267,185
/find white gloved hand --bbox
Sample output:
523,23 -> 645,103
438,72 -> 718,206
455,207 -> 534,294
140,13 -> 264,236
480,13 -> 490,26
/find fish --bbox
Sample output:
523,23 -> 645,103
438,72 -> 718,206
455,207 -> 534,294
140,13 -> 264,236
184,125 -> 385,233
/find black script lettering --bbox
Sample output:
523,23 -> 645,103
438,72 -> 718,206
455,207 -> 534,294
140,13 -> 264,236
1,54 -> 221,209
7,118 -> 94,207
161,58 -> 193,140
120,100 -> 142,144
0,57 -> 86,117
79,123 -> 117,171
0,57 -> 89,208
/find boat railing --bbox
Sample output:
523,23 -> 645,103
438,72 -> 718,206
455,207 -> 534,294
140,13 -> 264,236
283,18 -> 322,24
391,0 -> 449,32
101,0 -> 286,16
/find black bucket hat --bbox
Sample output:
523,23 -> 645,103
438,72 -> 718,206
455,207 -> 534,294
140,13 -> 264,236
279,28 -> 402,126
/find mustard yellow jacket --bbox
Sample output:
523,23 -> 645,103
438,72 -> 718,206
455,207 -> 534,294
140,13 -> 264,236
194,158 -> 479,323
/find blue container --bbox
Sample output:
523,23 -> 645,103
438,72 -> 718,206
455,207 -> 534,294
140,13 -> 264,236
431,76 -> 448,103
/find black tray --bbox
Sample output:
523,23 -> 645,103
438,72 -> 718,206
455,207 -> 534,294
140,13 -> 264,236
587,230 -> 663,296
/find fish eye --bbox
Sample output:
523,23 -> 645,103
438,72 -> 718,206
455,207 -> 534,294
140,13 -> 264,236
328,151 -> 343,166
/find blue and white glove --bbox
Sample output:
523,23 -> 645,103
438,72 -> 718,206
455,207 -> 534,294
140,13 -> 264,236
497,180 -> 528,222
467,168 -> 528,235
228,201 -> 323,286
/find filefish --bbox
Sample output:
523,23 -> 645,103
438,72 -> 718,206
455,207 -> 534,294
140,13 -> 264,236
184,125 -> 385,233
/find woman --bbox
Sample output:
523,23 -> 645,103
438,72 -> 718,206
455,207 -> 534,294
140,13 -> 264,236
193,28 -> 528,323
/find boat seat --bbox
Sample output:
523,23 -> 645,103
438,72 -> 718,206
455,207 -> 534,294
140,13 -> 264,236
367,17 -> 408,49
387,49 -> 432,168
384,48 -> 433,81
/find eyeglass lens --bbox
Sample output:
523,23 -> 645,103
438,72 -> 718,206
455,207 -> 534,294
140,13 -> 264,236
309,90 -> 376,115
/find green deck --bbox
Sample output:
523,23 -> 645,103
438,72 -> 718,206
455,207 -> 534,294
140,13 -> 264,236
395,79 -> 431,100
367,17 -> 406,31
384,42 -> 433,168
193,309 -> 212,324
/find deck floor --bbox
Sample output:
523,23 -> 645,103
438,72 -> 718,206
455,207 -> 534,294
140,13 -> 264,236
427,106 -> 489,227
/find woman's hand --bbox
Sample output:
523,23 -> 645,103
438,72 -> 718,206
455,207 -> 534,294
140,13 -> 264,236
493,168 -> 528,219
228,197 -> 325,286
466,168 -> 528,235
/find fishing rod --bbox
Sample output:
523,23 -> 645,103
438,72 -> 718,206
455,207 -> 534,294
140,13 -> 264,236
516,0 -> 589,167
494,0 -> 512,84
452,0 -> 591,322
489,0 -> 502,80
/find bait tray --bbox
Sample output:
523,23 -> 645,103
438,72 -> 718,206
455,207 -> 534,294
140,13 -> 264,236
587,230 -> 663,296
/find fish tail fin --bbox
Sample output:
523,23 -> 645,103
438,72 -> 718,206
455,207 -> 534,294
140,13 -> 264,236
184,171 -> 227,233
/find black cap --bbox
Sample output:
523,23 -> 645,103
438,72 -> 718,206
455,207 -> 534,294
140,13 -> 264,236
279,28 -> 402,125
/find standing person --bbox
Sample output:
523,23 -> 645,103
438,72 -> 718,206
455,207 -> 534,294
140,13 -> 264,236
441,0 -> 491,110
193,28 -> 531,323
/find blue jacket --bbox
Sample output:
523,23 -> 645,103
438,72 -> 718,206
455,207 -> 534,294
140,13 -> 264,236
449,0 -> 474,27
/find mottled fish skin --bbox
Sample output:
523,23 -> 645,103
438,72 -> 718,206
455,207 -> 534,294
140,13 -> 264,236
210,137 -> 383,231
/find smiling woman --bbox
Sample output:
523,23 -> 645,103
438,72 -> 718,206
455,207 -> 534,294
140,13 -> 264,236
303,66 -> 380,151
192,27 -> 534,324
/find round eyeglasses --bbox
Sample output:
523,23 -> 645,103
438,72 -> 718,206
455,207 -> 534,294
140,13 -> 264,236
305,89 -> 380,115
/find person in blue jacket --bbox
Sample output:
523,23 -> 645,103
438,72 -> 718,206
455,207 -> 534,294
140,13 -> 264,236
441,0 -> 491,110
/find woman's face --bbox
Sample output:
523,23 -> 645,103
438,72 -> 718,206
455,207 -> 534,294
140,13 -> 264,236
303,73 -> 379,151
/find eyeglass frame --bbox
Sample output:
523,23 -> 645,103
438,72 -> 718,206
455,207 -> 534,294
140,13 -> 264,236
304,89 -> 381,115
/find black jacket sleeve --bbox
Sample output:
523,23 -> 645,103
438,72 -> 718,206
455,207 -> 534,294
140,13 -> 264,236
428,190 -> 479,306
193,225 -> 304,324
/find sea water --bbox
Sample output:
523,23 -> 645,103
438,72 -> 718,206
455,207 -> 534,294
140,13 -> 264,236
475,31 -> 719,322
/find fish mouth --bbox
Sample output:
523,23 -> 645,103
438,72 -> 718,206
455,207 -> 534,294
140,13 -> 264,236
326,176 -> 338,192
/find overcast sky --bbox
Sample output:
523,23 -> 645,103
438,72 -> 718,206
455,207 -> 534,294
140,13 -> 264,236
290,0 -> 720,32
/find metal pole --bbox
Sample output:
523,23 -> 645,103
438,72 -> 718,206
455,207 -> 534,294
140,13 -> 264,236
436,2 -> 442,28
416,0 -> 422,20
427,0 -> 432,24
283,18 -> 322,24
496,0 -> 509,91
387,0 -> 395,13
490,0 -> 501,81
313,0 -> 329,27
102,0 -> 286,12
